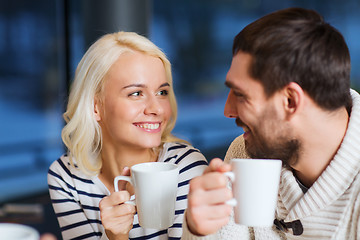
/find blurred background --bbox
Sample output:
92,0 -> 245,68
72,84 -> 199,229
0,0 -> 359,238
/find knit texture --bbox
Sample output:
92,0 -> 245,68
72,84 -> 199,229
182,89 -> 360,240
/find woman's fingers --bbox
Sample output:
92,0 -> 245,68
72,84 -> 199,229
100,190 -> 131,207
115,167 -> 131,192
100,191 -> 136,236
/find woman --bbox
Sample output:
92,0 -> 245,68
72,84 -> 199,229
47,31 -> 208,240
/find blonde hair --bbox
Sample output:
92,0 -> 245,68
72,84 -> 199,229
62,31 -> 185,175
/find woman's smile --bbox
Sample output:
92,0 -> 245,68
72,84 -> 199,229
133,122 -> 162,133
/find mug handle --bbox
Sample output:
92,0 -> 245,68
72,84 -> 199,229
114,176 -> 136,206
223,172 -> 237,207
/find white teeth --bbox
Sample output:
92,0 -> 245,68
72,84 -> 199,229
136,123 -> 160,129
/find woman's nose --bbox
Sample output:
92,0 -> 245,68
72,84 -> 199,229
144,96 -> 164,115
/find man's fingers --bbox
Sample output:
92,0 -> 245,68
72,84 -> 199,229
186,159 -> 233,236
198,217 -> 230,235
204,158 -> 223,173
190,172 -> 229,192
204,158 -> 231,174
190,203 -> 232,221
188,186 -> 233,207
186,204 -> 232,236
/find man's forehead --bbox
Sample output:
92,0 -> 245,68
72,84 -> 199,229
225,64 -> 268,99
225,53 -> 253,90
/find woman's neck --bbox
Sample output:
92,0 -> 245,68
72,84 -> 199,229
98,145 -> 158,192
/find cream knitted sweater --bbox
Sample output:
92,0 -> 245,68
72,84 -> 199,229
182,89 -> 360,240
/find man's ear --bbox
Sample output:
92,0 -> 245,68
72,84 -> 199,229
94,97 -> 102,121
283,82 -> 304,119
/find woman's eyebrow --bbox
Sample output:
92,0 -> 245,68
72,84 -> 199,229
159,82 -> 170,88
122,82 -> 170,89
122,84 -> 146,89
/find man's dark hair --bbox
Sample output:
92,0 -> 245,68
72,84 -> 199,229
233,7 -> 351,110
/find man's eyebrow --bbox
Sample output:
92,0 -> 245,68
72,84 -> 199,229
224,81 -> 236,89
225,81 -> 246,95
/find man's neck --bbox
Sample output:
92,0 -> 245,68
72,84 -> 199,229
291,106 -> 349,188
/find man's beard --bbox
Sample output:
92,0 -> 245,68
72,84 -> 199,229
245,136 -> 300,168
237,106 -> 301,168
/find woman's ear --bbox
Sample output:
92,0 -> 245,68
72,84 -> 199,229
94,97 -> 102,121
283,82 -> 304,119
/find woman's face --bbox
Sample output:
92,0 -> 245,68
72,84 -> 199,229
95,51 -> 172,151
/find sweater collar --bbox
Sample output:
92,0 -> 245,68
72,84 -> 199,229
279,89 -> 360,221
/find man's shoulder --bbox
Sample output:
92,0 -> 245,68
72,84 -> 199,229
224,135 -> 249,163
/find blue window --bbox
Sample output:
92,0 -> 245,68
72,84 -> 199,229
1,0 -> 359,203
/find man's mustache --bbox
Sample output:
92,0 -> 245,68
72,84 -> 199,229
235,118 -> 245,128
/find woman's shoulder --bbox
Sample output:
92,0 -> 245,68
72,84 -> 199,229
48,154 -> 72,174
163,141 -> 195,150
162,142 -> 201,156
160,142 -> 208,166
48,154 -> 93,183
47,154 -> 103,202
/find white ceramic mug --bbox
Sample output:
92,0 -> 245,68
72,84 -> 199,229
225,158 -> 282,227
114,162 -> 179,229
0,223 -> 39,240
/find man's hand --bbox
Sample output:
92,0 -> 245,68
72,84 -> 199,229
186,158 -> 233,236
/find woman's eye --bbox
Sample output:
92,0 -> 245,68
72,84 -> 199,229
129,91 -> 141,97
157,90 -> 169,96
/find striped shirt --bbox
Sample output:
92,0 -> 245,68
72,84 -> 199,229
181,89 -> 360,240
48,142 -> 208,240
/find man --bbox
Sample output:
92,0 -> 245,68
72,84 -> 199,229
182,7 -> 360,240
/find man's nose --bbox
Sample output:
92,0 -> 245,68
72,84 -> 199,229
224,90 -> 237,118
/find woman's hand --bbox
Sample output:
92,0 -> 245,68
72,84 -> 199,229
99,168 -> 136,240
186,158 -> 233,236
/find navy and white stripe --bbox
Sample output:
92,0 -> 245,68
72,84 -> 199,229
48,142 -> 208,240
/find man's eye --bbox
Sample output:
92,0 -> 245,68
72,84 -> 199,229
234,91 -> 244,98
